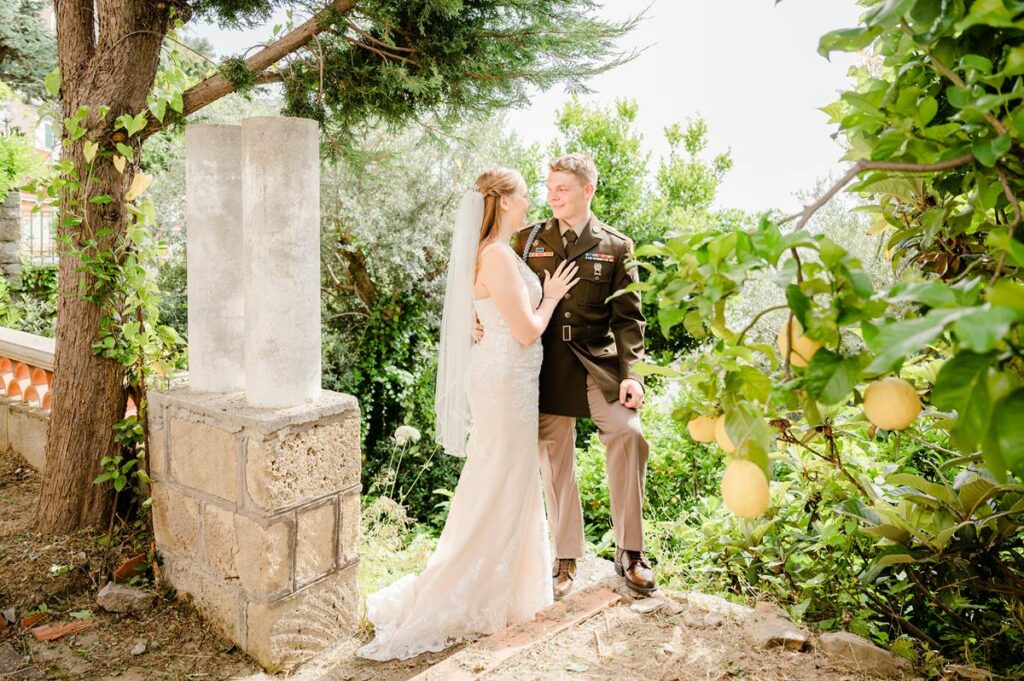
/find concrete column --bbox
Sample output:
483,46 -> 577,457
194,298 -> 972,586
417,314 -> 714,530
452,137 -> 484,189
185,125 -> 244,392
241,117 -> 321,408
0,191 -> 22,280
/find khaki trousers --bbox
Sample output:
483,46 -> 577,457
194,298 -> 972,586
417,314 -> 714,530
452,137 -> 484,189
538,375 -> 650,559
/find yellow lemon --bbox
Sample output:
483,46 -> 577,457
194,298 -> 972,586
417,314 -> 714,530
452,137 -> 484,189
862,377 -> 921,430
714,414 -> 736,453
776,318 -> 821,368
721,459 -> 770,518
687,414 -> 717,443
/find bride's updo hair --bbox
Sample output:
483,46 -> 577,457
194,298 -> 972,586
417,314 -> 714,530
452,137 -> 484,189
475,167 -> 527,244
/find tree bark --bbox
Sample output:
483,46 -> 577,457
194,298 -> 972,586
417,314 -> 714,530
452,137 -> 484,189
36,1 -> 169,532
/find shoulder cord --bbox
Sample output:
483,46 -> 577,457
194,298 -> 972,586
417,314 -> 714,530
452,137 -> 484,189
521,222 -> 546,261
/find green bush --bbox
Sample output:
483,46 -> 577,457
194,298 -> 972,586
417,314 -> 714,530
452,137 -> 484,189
0,260 -> 58,336
577,393 -> 723,549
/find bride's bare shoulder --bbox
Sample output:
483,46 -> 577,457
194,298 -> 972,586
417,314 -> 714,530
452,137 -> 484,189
478,242 -> 518,266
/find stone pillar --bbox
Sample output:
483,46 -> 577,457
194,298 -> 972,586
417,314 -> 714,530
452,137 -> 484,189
0,191 -> 21,281
149,386 -> 361,671
185,125 -> 244,392
241,117 -> 321,408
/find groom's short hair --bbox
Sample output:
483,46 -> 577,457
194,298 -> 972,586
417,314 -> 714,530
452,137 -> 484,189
549,153 -> 598,187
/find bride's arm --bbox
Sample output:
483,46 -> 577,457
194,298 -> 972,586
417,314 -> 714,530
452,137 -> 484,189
478,245 -> 578,347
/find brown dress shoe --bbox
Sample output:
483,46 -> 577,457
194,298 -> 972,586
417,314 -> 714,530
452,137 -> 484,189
615,548 -> 657,594
552,558 -> 577,600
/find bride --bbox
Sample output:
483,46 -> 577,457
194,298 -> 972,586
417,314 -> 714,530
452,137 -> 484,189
357,168 -> 580,661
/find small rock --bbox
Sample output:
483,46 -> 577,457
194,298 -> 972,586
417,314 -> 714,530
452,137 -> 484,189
743,608 -> 809,651
703,612 -> 724,627
2,607 -> 16,624
682,592 -> 754,620
754,601 -> 790,619
818,631 -> 911,676
944,663 -> 994,680
97,582 -> 154,613
631,598 -> 665,615
74,551 -> 87,564
682,612 -> 706,628
130,640 -> 146,656
565,662 -> 588,673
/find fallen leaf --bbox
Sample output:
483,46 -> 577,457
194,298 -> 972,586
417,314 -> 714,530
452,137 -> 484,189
114,555 -> 148,583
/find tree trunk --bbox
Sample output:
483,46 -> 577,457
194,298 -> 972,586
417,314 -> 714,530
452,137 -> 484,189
36,1 -> 168,533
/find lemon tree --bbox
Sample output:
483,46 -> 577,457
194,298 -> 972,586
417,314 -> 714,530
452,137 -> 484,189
638,0 -> 1024,490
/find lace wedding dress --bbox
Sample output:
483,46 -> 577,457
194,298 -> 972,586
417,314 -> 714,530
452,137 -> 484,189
357,257 -> 552,661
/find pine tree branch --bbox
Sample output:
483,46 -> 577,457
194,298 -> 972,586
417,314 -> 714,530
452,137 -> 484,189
143,0 -> 355,136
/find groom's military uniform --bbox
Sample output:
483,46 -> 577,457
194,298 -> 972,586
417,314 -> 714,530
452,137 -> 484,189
514,215 -> 650,565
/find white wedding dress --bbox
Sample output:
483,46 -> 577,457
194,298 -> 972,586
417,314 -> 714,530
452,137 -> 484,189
357,257 -> 552,661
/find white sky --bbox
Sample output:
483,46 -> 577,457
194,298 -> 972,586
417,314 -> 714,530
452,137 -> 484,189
192,0 -> 864,214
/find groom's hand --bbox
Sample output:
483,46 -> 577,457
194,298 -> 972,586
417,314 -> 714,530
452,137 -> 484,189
619,379 -> 644,410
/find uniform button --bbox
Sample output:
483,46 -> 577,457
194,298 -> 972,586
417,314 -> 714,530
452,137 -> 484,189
564,292 -> 572,300
564,312 -> 571,319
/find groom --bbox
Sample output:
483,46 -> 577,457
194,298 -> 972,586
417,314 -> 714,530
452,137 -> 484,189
515,153 -> 655,598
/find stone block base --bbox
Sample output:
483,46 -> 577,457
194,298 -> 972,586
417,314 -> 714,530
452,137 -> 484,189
148,385 -> 362,670
0,396 -> 48,470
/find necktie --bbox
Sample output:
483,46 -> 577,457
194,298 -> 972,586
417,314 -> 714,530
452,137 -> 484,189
564,229 -> 578,258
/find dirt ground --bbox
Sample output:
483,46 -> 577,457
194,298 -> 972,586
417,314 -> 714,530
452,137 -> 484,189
0,448 -> 259,680
2,445 -> 922,680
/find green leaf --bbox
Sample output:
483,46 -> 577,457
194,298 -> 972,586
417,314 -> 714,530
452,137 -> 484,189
960,54 -> 994,74
818,26 -> 883,58
148,98 -> 167,123
89,196 -> 113,204
785,285 -> 812,329
1004,45 -> 1024,76
932,351 -> 994,451
994,388 -> 1024,479
865,307 -> 970,374
988,279 -> 1024,309
726,366 -> 772,404
957,475 -> 997,513
44,68 -> 61,98
722,395 -> 772,471
888,473 -> 957,505
864,0 -> 918,26
972,134 -> 1012,167
803,349 -> 860,405
631,362 -> 681,378
115,142 -> 134,162
917,96 -> 938,126
955,0 -> 1020,30
888,281 -> 957,308
952,305 -> 1022,352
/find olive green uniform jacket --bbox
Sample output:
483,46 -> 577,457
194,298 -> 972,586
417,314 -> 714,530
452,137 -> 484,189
514,216 -> 646,418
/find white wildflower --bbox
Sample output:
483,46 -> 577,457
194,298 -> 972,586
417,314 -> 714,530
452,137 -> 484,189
394,425 -> 421,445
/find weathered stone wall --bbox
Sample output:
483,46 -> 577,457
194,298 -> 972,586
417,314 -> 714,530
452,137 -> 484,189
149,386 -> 361,671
